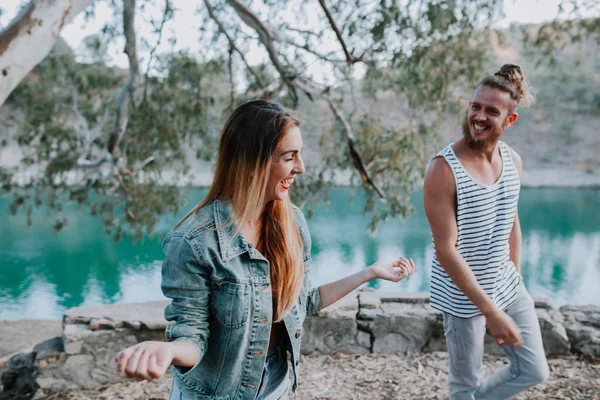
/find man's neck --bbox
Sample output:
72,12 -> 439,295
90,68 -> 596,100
464,140 -> 500,162
458,138 -> 501,163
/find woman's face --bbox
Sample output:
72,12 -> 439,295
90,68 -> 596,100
264,125 -> 305,203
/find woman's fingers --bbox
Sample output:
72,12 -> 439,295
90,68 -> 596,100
117,347 -> 134,377
125,346 -> 144,377
398,259 -> 411,273
148,354 -> 164,379
136,350 -> 151,381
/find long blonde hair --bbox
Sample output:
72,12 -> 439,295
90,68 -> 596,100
176,99 -> 304,321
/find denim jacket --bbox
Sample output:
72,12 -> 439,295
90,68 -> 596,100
161,199 -> 322,399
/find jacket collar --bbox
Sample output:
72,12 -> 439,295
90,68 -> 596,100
213,199 -> 265,262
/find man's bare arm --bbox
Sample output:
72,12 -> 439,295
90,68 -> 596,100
509,212 -> 522,272
508,147 -> 523,272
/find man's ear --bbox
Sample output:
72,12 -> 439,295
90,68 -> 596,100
505,112 -> 518,128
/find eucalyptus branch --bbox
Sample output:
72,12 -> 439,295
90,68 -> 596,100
317,0 -> 364,65
283,25 -> 322,39
108,0 -> 139,158
204,0 -> 265,89
64,90 -> 112,168
294,79 -> 385,199
224,0 -> 384,197
284,38 -> 346,63
322,95 -> 385,199
228,45 -> 235,110
144,0 -> 171,102
138,155 -> 155,170
225,0 -> 297,99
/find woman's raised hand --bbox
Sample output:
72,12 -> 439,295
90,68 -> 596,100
115,341 -> 173,381
369,257 -> 415,282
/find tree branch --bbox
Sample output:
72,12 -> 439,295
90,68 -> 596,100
143,0 -> 171,102
63,89 -> 112,168
317,0 -> 364,65
107,0 -> 139,157
294,79 -> 385,199
0,0 -> 96,108
225,0 -> 297,100
228,45 -> 235,110
204,0 -> 265,90
322,95 -> 385,199
284,38 -> 346,63
225,1 -> 384,198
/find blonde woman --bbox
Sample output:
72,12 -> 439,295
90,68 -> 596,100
116,99 -> 415,400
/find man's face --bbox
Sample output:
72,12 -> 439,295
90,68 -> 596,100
463,85 -> 517,149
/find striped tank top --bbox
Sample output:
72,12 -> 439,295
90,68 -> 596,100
430,141 -> 521,318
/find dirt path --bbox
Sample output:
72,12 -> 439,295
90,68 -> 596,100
45,352 -> 600,400
0,320 -> 61,361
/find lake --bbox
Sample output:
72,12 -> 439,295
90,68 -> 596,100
1,188 -> 599,320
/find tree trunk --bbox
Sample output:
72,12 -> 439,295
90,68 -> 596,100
0,0 -> 96,108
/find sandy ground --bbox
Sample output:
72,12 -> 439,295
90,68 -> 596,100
42,352 -> 600,400
1,320 -> 599,399
0,320 -> 62,362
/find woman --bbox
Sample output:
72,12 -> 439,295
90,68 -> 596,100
116,99 -> 415,400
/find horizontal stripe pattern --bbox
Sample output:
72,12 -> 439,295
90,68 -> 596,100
430,141 -> 521,318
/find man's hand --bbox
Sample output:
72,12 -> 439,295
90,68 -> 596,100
485,309 -> 523,347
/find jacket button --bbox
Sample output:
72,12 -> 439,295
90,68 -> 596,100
295,331 -> 301,338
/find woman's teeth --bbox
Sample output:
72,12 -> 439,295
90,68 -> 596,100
280,178 -> 294,189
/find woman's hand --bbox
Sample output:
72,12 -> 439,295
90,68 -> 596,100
115,341 -> 174,381
369,257 -> 415,282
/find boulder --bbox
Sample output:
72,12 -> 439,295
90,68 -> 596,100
302,293 -> 369,355
561,305 -> 600,358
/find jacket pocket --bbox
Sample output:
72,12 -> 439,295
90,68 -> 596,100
211,280 -> 250,328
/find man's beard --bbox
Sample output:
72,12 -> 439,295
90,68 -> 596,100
462,113 -> 504,150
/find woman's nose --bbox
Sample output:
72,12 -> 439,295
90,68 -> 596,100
294,156 -> 305,174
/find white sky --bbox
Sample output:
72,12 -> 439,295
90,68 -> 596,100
0,0 -> 597,83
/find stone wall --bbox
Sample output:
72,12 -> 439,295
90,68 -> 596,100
2,294 -> 599,399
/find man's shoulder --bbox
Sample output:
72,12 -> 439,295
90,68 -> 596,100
426,154 -> 454,181
500,141 -> 523,176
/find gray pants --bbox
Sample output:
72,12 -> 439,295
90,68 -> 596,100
443,282 -> 549,399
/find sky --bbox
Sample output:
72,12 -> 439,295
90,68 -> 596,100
0,0 -> 597,84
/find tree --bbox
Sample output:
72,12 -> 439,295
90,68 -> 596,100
0,0 -> 598,240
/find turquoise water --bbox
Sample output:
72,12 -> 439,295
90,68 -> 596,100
1,188 -> 599,320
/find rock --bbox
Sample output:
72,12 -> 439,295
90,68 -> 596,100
33,337 -> 63,359
64,301 -> 169,330
357,295 -> 442,355
0,352 -> 39,400
533,297 -> 553,310
561,305 -> 600,328
536,308 -> 570,356
561,305 -> 600,358
302,294 -> 369,355
123,320 -> 142,330
62,354 -> 96,388
358,293 -> 381,310
90,318 -> 123,331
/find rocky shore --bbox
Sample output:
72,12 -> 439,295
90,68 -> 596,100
1,292 -> 599,399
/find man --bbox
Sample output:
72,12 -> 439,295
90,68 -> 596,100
423,64 -> 549,400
